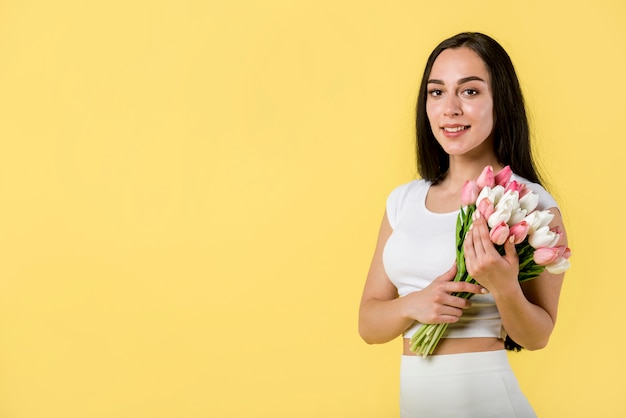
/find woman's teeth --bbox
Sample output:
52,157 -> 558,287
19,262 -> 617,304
444,126 -> 468,133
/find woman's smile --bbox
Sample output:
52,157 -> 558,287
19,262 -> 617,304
441,124 -> 471,137
426,47 -> 494,158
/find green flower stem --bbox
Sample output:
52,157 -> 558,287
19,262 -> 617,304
409,204 -> 546,358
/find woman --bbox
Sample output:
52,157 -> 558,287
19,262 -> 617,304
358,32 -> 567,417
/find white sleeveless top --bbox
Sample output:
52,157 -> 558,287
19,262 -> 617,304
382,175 -> 558,339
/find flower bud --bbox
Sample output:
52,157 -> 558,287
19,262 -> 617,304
546,257 -> 571,274
476,166 -> 495,189
528,226 -> 561,249
490,185 -> 505,206
476,185 -> 504,208
494,165 -> 512,187
533,246 -> 562,265
518,184 -> 531,198
496,190 -> 520,212
490,221 -> 510,245
519,192 -> 539,213
508,208 -> 527,226
461,180 -> 479,206
509,221 -> 530,244
524,210 -> 555,234
504,180 -> 522,194
488,208 -> 511,229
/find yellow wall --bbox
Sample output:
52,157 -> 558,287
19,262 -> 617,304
0,1 -> 623,417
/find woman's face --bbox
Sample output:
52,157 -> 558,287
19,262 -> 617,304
426,47 -> 495,159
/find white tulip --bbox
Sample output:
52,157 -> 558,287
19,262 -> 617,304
508,208 -> 527,226
546,257 -> 571,274
524,210 -> 555,234
495,190 -> 520,212
491,185 -> 505,205
488,208 -> 511,229
476,186 -> 493,207
519,192 -> 539,213
528,226 -> 561,248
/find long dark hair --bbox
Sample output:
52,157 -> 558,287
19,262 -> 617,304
416,32 -> 543,187
416,33 -> 540,351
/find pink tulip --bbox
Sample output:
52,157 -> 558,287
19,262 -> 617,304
477,198 -> 495,220
518,183 -> 531,198
461,180 -> 480,206
489,221 -> 510,245
533,245 -> 569,265
494,165 -> 512,187
504,180 -> 522,194
476,166 -> 495,189
533,247 -> 560,265
563,247 -> 572,259
509,221 -> 530,244
546,249 -> 572,274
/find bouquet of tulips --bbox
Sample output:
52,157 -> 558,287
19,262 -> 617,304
410,165 -> 571,357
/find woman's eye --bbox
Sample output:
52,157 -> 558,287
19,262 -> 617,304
428,89 -> 443,97
463,88 -> 478,96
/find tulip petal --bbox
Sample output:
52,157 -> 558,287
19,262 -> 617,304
533,247 -> 561,265
510,221 -> 530,244
520,192 -> 539,213
476,166 -> 495,189
488,208 -> 511,229
546,257 -> 571,274
494,165 -> 512,187
489,222 -> 510,245
461,180 -> 479,206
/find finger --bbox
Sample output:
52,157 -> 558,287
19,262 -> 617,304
434,314 -> 463,324
437,305 -> 465,319
447,281 -> 488,296
464,227 -> 476,265
503,235 -> 519,265
432,294 -> 469,314
471,211 -> 491,254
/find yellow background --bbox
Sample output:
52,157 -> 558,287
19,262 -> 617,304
0,1 -> 623,417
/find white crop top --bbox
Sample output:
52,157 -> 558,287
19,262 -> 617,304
382,174 -> 558,339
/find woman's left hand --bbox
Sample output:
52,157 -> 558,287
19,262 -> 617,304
463,210 -> 519,294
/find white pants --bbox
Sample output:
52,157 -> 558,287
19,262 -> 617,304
400,350 -> 537,418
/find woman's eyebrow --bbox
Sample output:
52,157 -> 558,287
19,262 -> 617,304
427,76 -> 487,85
458,76 -> 486,84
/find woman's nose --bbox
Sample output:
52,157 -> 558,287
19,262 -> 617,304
443,95 -> 462,117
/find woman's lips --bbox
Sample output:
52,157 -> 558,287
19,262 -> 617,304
441,125 -> 470,137
443,125 -> 469,133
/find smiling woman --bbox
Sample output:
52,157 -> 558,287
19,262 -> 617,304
426,48 -> 494,159
358,32 -> 568,418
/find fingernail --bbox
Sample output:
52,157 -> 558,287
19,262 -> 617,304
469,223 -> 473,231
481,288 -> 490,294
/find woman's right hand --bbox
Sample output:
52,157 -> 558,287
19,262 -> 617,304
401,263 -> 487,325
359,212 -> 487,344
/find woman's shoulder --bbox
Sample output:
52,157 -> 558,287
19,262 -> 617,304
389,178 -> 429,195
387,178 -> 430,203
386,179 -> 430,228
511,173 -> 559,210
